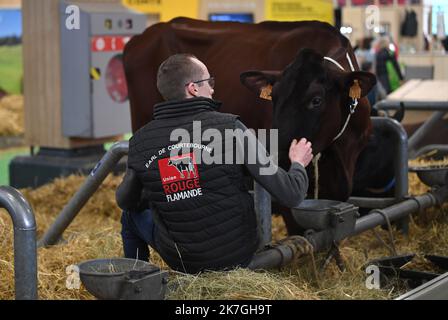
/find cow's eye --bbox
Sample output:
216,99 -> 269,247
308,97 -> 323,109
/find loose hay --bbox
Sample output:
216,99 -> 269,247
0,95 -> 24,137
409,155 -> 448,169
167,269 -> 319,300
0,157 -> 448,300
0,174 -> 123,299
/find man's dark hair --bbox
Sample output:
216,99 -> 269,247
157,53 -> 204,101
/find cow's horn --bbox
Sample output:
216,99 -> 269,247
349,80 -> 361,100
260,85 -> 273,100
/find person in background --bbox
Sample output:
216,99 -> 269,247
354,37 -> 375,68
375,36 -> 404,94
355,37 -> 377,106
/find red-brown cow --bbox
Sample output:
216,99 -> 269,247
123,18 -> 376,234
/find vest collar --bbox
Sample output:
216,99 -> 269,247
153,97 -> 222,120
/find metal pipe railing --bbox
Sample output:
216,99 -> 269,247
374,100 -> 448,111
0,186 -> 37,300
369,117 -> 410,232
347,197 -> 397,209
396,272 -> 448,300
249,185 -> 448,270
248,239 -> 296,270
354,186 -> 448,236
413,144 -> 448,159
254,182 -> 271,248
370,117 -> 409,201
38,141 -> 129,247
309,187 -> 447,253
408,111 -> 446,158
349,118 -> 408,210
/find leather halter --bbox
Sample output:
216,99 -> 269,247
323,53 -> 359,142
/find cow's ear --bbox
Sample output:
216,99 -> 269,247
240,70 -> 281,101
344,71 -> 377,98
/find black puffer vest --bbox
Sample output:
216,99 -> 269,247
128,97 -> 259,273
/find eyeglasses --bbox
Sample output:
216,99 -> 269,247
186,77 -> 215,89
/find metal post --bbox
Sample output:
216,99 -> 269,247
371,117 -> 409,201
408,111 -> 446,158
0,186 -> 38,300
349,118 -> 409,209
38,141 -> 129,247
372,117 -> 410,233
254,181 -> 271,248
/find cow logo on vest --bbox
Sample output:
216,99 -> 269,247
158,153 -> 202,202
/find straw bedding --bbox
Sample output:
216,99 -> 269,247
0,161 -> 447,300
0,95 -> 24,137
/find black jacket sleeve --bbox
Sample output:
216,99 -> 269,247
115,168 -> 144,211
234,120 -> 309,208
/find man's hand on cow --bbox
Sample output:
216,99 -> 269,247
289,138 -> 313,167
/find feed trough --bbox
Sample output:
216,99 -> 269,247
289,200 -> 359,271
409,165 -> 448,187
78,258 -> 168,300
291,200 -> 359,232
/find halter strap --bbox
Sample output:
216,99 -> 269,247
323,56 -> 345,71
323,53 -> 356,72
323,52 -> 358,142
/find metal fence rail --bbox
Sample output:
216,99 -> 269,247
396,272 -> 448,300
0,186 -> 37,300
38,141 -> 129,247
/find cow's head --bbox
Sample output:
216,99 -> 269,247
241,48 -> 376,168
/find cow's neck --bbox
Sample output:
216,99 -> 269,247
308,145 -> 353,201
309,124 -> 368,201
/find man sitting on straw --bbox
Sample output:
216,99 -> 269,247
116,54 -> 313,274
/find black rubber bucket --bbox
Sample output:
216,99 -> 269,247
409,166 -> 448,187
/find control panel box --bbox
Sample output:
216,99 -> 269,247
60,1 -> 146,138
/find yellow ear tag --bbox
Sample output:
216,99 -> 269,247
349,79 -> 361,100
260,84 -> 273,100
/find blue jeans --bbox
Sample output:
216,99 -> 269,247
120,209 -> 157,262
